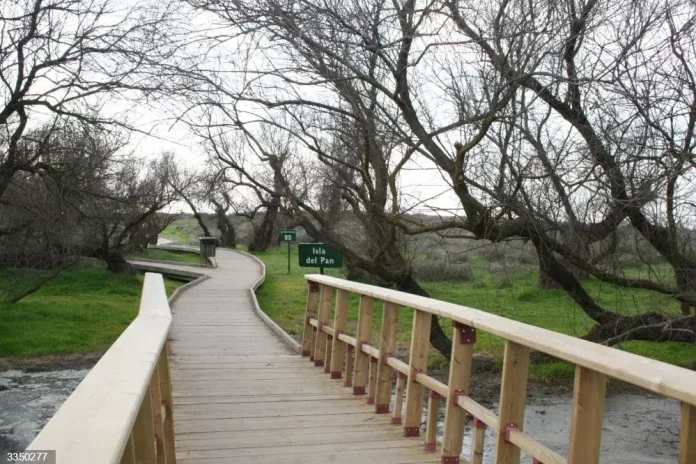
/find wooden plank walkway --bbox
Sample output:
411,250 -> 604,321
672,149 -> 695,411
164,249 -> 438,464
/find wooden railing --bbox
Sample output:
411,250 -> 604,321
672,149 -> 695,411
27,273 -> 177,464
302,274 -> 696,464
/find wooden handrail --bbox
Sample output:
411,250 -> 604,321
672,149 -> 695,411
26,273 -> 177,464
303,274 -> 696,464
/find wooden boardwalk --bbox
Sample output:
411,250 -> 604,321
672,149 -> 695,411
166,249 -> 437,464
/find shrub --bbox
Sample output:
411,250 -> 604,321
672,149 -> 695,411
412,259 -> 473,282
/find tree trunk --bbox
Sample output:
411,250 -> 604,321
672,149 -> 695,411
396,273 -> 453,359
216,210 -> 237,248
248,202 -> 279,252
103,251 -> 134,274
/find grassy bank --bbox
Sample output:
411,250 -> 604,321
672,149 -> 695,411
0,269 -> 182,357
252,246 -> 696,379
129,248 -> 206,265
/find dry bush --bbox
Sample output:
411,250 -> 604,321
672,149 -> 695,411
411,259 -> 474,282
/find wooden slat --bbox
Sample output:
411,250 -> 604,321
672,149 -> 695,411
120,434 -> 136,464
302,283 -> 319,357
330,289 -> 350,378
424,391 -> 439,452
471,421 -> 486,464
568,365 -> 606,463
158,346 -> 176,464
132,388 -> 157,463
149,363 -> 167,464
680,402 -> 696,464
441,322 -> 474,459
507,429 -> 566,464
353,295 -> 374,395
375,301 -> 399,413
344,345 -> 355,388
392,373 -> 407,426
367,356 -> 378,404
313,284 -> 333,367
403,309 -> 432,437
494,341 -> 530,464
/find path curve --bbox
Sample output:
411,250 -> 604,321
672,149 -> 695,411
150,248 -> 436,463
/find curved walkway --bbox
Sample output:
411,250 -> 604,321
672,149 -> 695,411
157,249 -> 436,464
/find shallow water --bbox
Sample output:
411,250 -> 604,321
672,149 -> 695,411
0,369 -> 88,461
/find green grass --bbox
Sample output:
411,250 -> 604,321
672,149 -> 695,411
129,248 -> 206,265
252,246 -> 696,380
0,269 -> 183,357
160,217 -> 200,245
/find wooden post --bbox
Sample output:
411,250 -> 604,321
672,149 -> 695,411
120,434 -> 136,464
353,295 -> 374,395
367,356 -> 378,404
471,419 -> 487,464
302,282 -> 320,357
149,363 -> 167,464
132,387 -> 157,463
568,365 -> 606,463
313,284 -> 333,367
345,344 -> 355,387
375,301 -> 399,413
494,340 -> 530,464
441,322 -> 475,461
403,309 -> 432,437
392,372 -> 407,425
325,336 -> 333,373
424,390 -> 440,452
680,402 -> 696,464
158,344 -> 176,464
330,289 -> 350,378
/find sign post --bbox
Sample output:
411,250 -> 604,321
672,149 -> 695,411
298,243 -> 343,275
279,229 -> 297,274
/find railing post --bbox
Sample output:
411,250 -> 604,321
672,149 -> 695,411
302,281 -> 320,357
441,321 -> 475,463
494,340 -> 530,464
425,390 -> 440,452
353,295 -> 374,395
471,419 -> 487,464
403,309 -> 432,437
149,362 -> 167,464
367,356 -> 378,404
392,372 -> 407,425
330,289 -> 350,378
158,343 -> 176,464
375,301 -> 399,413
313,284 -> 333,367
344,344 -> 354,387
680,402 -> 696,463
568,365 -> 606,463
132,386 -> 157,463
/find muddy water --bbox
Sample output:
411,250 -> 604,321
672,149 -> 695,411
0,369 -> 89,461
400,390 -> 680,463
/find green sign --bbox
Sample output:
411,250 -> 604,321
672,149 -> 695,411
298,243 -> 343,268
279,229 -> 296,242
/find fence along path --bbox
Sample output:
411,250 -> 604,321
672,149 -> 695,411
169,249 -> 438,464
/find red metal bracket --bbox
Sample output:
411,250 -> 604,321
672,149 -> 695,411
366,397 -> 375,405
429,390 -> 440,400
324,365 -> 331,373
302,350 -> 310,357
308,281 -> 320,293
391,416 -> 402,425
382,352 -> 391,364
441,457 -> 460,464
473,417 -> 486,429
344,379 -> 352,387
453,389 -> 466,405
453,321 -> 476,344
346,344 -> 354,351
312,326 -> 317,332
314,360 -> 324,367
370,355 -> 378,363
403,426 -> 420,437
330,371 -> 342,379
375,404 -> 389,414
397,371 -> 407,379
353,386 -> 366,395
533,459 -> 544,464
424,442 -> 436,453
504,424 -> 518,443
